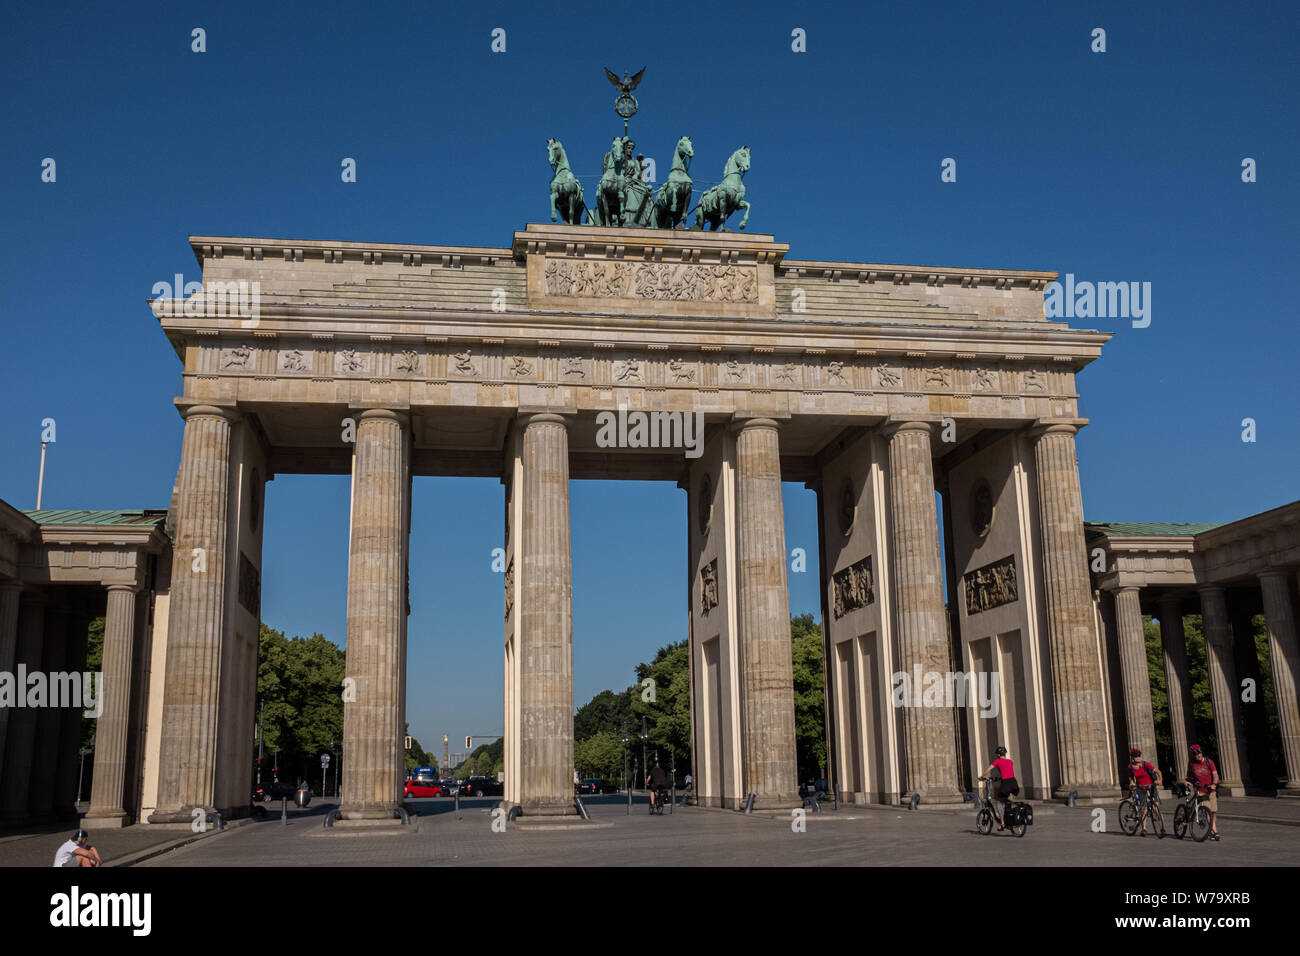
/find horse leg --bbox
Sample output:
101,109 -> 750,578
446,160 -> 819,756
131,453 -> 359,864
550,185 -> 559,223
738,199 -> 750,231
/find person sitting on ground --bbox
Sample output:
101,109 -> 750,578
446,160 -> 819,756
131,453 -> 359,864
646,759 -> 670,813
53,829 -> 101,868
1186,743 -> 1221,841
979,746 -> 1019,830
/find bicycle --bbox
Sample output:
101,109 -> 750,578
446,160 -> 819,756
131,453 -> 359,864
1118,785 -> 1165,837
976,777 -> 1029,837
649,785 -> 669,815
1171,782 -> 1213,842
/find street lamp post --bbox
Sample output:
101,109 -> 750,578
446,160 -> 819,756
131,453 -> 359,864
622,731 -> 631,815
77,743 -> 92,808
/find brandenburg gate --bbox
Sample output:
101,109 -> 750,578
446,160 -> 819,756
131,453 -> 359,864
144,218 -> 1115,822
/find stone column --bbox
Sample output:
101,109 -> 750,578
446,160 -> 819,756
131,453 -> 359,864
1,592 -> 46,821
27,606 -> 70,820
150,404 -> 236,822
1033,424 -> 1113,796
884,421 -> 961,803
341,409 -> 410,819
733,418 -> 799,807
1158,595 -> 1196,781
517,413 -> 575,815
0,583 -> 22,782
1112,587 -> 1156,761
54,612 -> 90,818
1258,570 -> 1300,792
85,585 -> 138,827
1198,586 -> 1247,791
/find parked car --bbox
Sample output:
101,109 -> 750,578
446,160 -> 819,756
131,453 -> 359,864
576,778 -> 618,795
403,779 -> 445,798
440,780 -> 459,796
460,775 -> 504,797
253,781 -> 297,802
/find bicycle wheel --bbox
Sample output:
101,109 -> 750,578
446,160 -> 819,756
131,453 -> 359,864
977,808 -> 993,835
1151,805 -> 1166,838
1118,800 -> 1140,835
1191,804 -> 1212,842
1173,804 -> 1188,839
1010,820 -> 1027,837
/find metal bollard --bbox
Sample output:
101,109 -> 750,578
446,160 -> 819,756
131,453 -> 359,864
743,793 -> 756,814
281,796 -> 287,825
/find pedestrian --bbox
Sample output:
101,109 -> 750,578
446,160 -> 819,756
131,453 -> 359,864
1186,744 -> 1221,841
53,829 -> 101,868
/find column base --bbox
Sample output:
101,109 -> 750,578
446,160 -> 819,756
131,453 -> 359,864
1216,782 -> 1248,797
82,810 -> 129,830
339,803 -> 403,820
747,791 -> 802,811
1053,785 -> 1122,803
1275,785 -> 1300,799
902,789 -> 967,807
147,805 -> 209,825
512,797 -> 579,817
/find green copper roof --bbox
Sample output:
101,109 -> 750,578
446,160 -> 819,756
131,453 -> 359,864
22,509 -> 168,528
1084,521 -> 1222,538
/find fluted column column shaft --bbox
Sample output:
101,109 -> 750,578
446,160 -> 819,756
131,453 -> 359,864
1199,586 -> 1246,787
1033,425 -> 1112,793
87,586 -> 138,823
885,422 -> 960,800
151,405 -> 234,820
518,413 -> 574,813
1158,596 -> 1196,781
1,593 -> 46,819
28,608 -> 70,819
734,419 -> 798,805
1258,570 -> 1300,789
0,584 -> 22,783
341,409 -> 410,818
1113,587 -> 1157,761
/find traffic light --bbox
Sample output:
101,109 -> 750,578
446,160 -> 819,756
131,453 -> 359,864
466,736 -> 472,749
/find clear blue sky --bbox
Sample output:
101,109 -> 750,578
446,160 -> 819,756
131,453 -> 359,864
2,2 -> 1296,759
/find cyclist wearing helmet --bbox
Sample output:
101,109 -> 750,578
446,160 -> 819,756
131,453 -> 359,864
1126,747 -> 1162,836
979,746 -> 1019,831
1186,744 -> 1221,841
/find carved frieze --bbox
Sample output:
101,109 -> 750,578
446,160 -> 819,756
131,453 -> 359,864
963,554 -> 1018,615
543,258 -> 757,303
503,558 -> 514,621
832,555 -> 874,619
279,348 -> 309,371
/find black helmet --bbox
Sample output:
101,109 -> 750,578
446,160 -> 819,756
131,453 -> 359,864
995,746 -> 1007,757
1129,747 -> 1142,758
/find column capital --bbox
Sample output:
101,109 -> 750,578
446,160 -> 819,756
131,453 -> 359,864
105,583 -> 140,595
1197,583 -> 1228,597
352,407 -> 410,426
0,581 -> 23,595
1027,419 -> 1087,440
1258,567 -> 1295,583
519,411 -> 572,430
174,399 -> 239,423
1157,592 -> 1184,613
880,418 -> 936,440
1116,584 -> 1141,597
729,415 -> 782,434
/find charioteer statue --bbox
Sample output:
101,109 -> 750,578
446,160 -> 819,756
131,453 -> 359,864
546,69 -> 751,231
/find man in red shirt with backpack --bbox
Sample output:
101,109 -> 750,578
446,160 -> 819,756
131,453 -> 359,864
1126,747 -> 1162,836
1186,744 -> 1221,841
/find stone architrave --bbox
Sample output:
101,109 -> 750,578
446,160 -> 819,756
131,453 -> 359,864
1158,595 -> 1197,781
150,404 -> 236,823
85,585 -> 139,827
0,583 -> 22,782
341,409 -> 411,819
1258,570 -> 1300,792
1112,588 -> 1156,765
1198,586 -> 1247,790
1033,424 -> 1114,796
733,418 -> 799,808
517,413 -> 577,815
884,420 -> 961,803
0,592 -> 46,820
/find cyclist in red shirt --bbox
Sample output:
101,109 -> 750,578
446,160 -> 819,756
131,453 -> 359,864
1126,747 -> 1162,836
1186,744 -> 1221,841
979,746 -> 1019,831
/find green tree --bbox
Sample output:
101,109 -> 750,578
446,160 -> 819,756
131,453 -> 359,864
256,623 -> 345,786
630,640 -> 692,764
574,731 -> 625,783
790,613 -> 827,779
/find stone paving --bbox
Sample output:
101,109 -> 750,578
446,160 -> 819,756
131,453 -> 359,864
133,795 -> 1300,867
